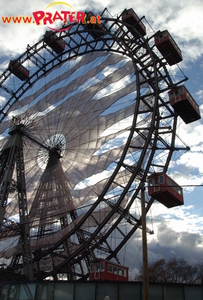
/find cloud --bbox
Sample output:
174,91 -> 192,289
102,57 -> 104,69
122,211 -> 203,277
148,223 -> 203,265
196,90 -> 203,99
150,203 -> 203,234
144,203 -> 203,266
170,116 -> 203,183
172,119 -> 203,179
176,153 -> 203,174
0,0 -> 203,62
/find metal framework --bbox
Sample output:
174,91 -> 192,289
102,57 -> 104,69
0,9 -> 188,281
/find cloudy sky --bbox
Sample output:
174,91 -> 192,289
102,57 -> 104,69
0,0 -> 203,277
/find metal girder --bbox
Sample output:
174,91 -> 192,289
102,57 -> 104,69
0,127 -> 34,280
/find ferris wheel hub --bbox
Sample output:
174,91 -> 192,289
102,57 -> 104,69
8,123 -> 24,135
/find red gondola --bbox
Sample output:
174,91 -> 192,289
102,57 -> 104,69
154,30 -> 182,66
121,8 -> 146,39
44,31 -> 65,54
85,11 -> 105,39
148,172 -> 184,208
169,85 -> 201,124
89,259 -> 129,281
8,60 -> 29,81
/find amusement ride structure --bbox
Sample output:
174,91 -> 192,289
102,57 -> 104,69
0,8 -> 200,282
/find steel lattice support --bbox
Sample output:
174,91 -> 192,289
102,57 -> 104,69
0,125 -> 34,280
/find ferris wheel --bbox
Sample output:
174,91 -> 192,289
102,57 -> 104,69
0,8 -> 196,281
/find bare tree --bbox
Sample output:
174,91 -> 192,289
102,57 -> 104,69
135,258 -> 202,284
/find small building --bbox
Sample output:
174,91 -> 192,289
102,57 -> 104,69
8,60 -> 29,81
89,259 -> 129,281
121,8 -> 146,39
148,172 -> 184,208
84,12 -> 105,39
154,30 -> 182,65
44,31 -> 66,54
169,86 -> 201,124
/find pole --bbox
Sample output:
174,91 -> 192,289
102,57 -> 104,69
141,183 -> 149,300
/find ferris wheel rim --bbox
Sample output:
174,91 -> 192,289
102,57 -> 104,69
0,12 -> 187,280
